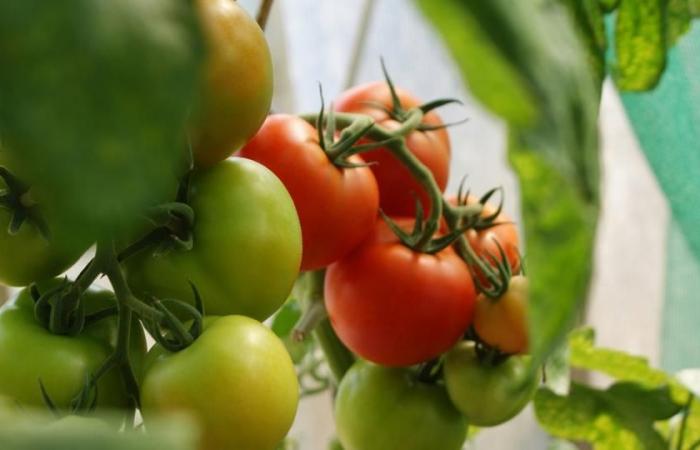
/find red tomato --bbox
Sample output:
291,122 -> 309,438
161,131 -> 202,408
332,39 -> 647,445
239,114 -> 379,271
443,195 -> 520,280
464,196 -> 520,276
324,220 -> 476,367
334,82 -> 450,218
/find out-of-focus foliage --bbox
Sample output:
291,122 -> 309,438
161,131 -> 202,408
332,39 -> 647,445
417,0 -> 600,372
0,0 -> 204,248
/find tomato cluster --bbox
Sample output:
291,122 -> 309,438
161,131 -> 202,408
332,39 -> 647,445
0,0 -> 538,448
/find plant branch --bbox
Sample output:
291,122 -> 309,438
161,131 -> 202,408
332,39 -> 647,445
256,0 -> 275,31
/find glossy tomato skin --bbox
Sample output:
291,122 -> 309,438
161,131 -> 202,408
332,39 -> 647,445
335,361 -> 467,450
191,0 -> 273,167
335,81 -> 450,217
141,315 -> 299,450
443,341 -> 537,426
239,114 -> 379,271
463,196 -> 520,276
125,158 -> 302,321
0,281 -> 147,411
474,275 -> 528,354
325,220 -> 476,367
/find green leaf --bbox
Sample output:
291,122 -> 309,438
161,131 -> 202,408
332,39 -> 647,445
417,0 -> 600,374
568,328 -> 689,403
691,0 -> 700,15
559,0 -> 608,89
614,0 -> 666,90
536,382 -> 682,450
599,0 -> 621,13
0,0 -> 203,246
667,0 -> 693,44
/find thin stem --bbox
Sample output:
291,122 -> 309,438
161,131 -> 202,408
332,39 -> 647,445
343,0 -> 377,89
306,270 -> 355,383
256,0 -> 275,31
99,241 -> 144,409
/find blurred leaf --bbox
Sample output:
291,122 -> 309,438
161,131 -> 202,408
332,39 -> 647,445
569,328 -> 689,403
418,0 -> 600,371
0,413 -> 198,450
547,439 -> 579,450
677,369 -> 700,398
599,0 -> 621,12
614,0 -> 666,90
544,342 -> 571,396
667,0 -> 692,44
536,382 -> 682,450
0,0 -> 203,247
691,0 -> 700,15
560,0 -> 607,88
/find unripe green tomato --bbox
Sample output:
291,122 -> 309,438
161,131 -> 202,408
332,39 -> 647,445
0,152 -> 90,287
125,157 -> 302,321
141,315 -> 299,450
0,281 -> 147,412
443,341 -> 538,427
335,361 -> 467,450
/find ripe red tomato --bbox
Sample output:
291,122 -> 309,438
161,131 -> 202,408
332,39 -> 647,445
239,114 -> 379,271
474,275 -> 528,354
464,196 -> 520,275
325,220 -> 476,367
334,82 -> 450,218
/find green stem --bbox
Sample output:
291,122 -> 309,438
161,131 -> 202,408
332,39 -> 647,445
98,241 -> 144,410
305,270 -> 355,383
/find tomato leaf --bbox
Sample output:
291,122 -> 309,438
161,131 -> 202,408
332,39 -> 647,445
568,328 -> 689,403
599,0 -> 621,13
417,0 -> 600,371
691,0 -> 700,15
559,0 -> 607,89
614,0 -> 666,90
535,382 -> 682,450
0,0 -> 203,247
667,0 -> 693,44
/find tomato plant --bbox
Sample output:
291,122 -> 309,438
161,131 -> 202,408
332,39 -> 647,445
474,275 -> 529,354
125,157 -> 302,321
443,341 -> 538,427
0,281 -> 146,411
325,219 -> 476,366
334,81 -> 451,217
335,361 -> 467,450
190,0 -> 273,167
141,315 -> 299,450
239,114 -> 379,271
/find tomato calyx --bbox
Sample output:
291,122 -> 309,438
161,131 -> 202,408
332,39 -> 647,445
0,165 -> 50,239
367,59 -> 464,133
139,282 -> 205,353
314,86 -> 388,168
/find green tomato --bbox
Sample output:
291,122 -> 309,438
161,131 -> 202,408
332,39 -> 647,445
141,315 -> 299,450
335,361 -> 467,450
443,341 -> 538,427
0,157 -> 90,286
0,281 -> 147,411
125,157 -> 302,321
